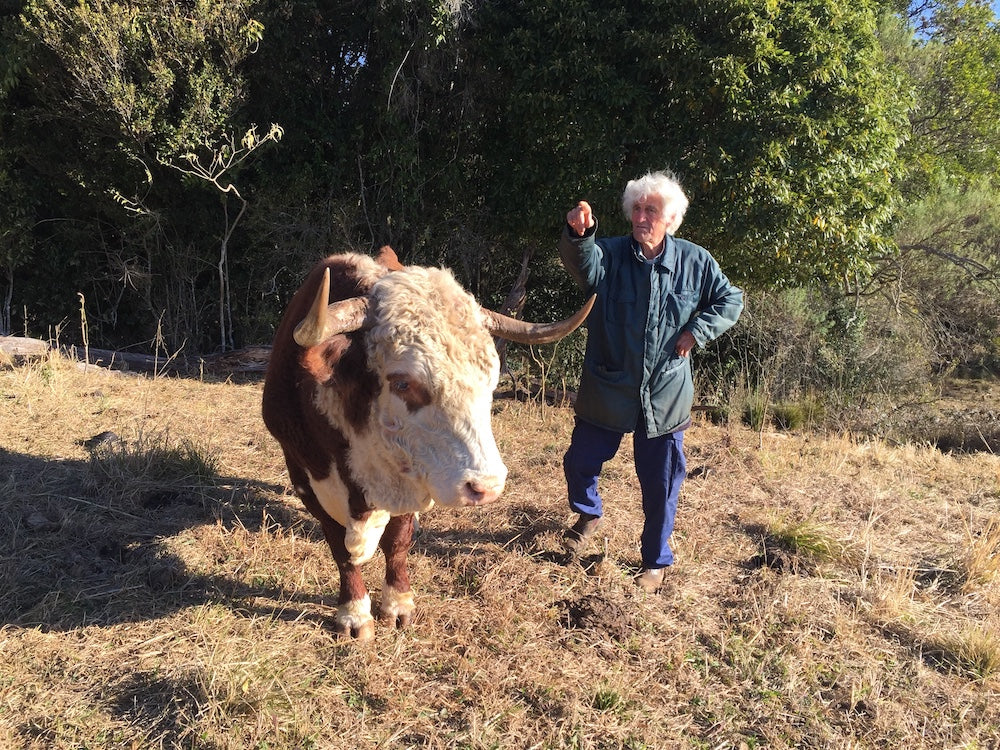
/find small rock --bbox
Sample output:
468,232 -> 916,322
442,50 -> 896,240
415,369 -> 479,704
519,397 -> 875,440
83,430 -> 121,451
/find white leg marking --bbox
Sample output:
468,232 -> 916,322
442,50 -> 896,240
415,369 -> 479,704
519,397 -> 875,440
306,467 -> 391,565
306,467 -> 351,527
380,585 -> 416,623
337,594 -> 374,633
345,509 -> 391,565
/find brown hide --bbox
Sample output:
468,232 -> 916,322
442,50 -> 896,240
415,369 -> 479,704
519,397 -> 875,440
262,253 -> 388,520
260,247 -> 588,638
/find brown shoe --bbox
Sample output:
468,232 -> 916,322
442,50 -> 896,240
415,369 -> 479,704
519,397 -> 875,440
635,567 -> 665,593
564,513 -> 603,553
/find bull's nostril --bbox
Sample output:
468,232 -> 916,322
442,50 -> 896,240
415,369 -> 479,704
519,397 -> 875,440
465,481 -> 486,504
462,478 -> 503,505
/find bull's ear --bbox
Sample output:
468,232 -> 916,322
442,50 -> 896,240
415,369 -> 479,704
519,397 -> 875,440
300,335 -> 353,384
376,245 -> 404,271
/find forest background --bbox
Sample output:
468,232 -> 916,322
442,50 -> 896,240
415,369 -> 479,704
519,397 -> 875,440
1,0 -> 998,437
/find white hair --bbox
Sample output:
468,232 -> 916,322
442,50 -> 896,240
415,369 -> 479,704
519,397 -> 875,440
621,170 -> 689,235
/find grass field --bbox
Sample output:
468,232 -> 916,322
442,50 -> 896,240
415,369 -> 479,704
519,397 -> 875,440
1,354 -> 998,748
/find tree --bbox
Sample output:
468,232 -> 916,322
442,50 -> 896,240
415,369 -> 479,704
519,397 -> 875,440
464,0 -> 909,289
0,0 -> 919,352
9,0 -> 270,350
159,124 -> 283,351
0,2 -> 34,335
870,0 -> 1000,372
899,0 -> 1000,194
0,156 -> 34,336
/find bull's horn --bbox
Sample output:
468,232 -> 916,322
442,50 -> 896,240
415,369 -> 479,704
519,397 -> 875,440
482,294 -> 595,345
293,268 -> 370,347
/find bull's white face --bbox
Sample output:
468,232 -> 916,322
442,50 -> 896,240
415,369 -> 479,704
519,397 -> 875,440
364,267 -> 508,509
309,265 -> 508,527
373,346 -> 506,507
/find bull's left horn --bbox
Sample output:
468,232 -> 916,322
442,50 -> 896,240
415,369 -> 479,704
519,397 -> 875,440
482,294 -> 595,345
293,268 -> 370,347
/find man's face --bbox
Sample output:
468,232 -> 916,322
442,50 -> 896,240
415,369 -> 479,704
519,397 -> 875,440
630,195 -> 670,256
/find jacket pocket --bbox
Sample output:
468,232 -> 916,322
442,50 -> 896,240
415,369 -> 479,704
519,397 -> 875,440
662,289 -> 698,328
647,356 -> 694,433
591,361 -> 628,383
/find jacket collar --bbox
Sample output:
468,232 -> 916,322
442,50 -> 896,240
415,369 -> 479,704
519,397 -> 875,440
630,234 -> 677,272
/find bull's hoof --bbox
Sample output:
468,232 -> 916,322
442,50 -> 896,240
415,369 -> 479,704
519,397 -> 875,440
382,608 -> 413,629
394,612 -> 413,629
379,585 -> 416,629
335,595 -> 375,640
334,618 -> 376,640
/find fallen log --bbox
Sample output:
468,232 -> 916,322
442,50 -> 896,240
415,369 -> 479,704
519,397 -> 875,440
0,336 -> 50,359
68,345 -> 273,376
66,346 -> 169,374
0,335 -> 271,377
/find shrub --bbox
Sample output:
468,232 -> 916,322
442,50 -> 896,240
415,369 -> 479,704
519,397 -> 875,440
86,429 -> 219,505
696,287 -> 934,430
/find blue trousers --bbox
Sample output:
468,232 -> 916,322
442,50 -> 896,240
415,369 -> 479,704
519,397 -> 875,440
563,418 -> 686,568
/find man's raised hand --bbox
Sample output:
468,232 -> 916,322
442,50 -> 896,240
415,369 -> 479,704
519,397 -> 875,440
567,201 -> 594,236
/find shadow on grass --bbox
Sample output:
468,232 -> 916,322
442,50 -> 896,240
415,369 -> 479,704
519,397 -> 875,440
411,500 -> 570,563
0,446 -> 341,632
1,445 -> 553,635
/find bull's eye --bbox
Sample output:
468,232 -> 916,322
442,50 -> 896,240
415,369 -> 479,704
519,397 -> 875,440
387,372 -> 432,412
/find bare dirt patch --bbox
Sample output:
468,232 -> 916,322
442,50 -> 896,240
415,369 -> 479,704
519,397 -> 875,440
556,592 -> 636,643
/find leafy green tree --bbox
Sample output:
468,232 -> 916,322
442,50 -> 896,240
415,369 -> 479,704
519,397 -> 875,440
9,0 -> 270,350
901,0 -> 1000,193
870,0 -> 1000,372
229,0 -> 489,317
0,0 -> 922,354
465,0 -> 909,289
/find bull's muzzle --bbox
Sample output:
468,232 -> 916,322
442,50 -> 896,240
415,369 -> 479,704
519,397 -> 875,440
459,474 -> 506,506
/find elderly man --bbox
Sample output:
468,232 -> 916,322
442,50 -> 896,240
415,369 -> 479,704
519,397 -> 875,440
559,170 -> 743,592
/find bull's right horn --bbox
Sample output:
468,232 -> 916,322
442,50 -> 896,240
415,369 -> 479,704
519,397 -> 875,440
293,268 -> 370,347
482,294 -> 595,345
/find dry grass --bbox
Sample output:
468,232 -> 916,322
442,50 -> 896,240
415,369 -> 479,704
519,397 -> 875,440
958,516 -> 1000,592
2,352 -> 999,748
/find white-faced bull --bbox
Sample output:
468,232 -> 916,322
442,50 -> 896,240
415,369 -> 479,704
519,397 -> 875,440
261,247 -> 593,639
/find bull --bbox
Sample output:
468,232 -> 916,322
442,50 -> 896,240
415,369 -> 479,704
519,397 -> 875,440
262,247 -> 593,639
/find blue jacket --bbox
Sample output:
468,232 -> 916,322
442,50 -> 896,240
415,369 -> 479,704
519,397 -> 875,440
559,222 -> 743,436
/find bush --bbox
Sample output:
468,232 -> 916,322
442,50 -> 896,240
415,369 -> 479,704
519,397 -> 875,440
771,398 -> 825,431
696,287 -> 935,430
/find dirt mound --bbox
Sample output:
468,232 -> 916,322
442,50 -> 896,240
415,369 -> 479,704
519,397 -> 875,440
556,593 -> 635,643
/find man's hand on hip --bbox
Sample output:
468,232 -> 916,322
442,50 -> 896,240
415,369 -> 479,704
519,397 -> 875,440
675,330 -> 696,358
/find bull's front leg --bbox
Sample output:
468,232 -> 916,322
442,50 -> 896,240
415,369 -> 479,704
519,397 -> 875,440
318,516 -> 375,640
378,513 -> 416,628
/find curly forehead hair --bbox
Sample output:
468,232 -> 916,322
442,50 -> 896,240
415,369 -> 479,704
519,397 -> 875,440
621,170 -> 690,235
